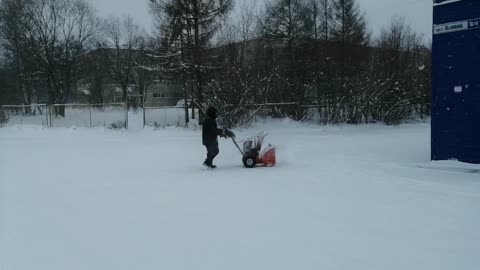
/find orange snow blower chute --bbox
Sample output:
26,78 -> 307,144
231,132 -> 276,168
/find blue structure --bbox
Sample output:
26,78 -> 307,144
432,0 -> 480,164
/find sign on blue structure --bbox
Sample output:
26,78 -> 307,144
432,0 -> 480,164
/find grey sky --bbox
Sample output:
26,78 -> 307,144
88,0 -> 433,41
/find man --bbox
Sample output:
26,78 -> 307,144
202,106 -> 234,168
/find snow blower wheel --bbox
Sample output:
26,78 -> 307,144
243,156 -> 257,168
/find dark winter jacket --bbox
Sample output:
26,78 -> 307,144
202,116 -> 223,146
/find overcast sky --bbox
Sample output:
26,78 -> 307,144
87,0 -> 433,41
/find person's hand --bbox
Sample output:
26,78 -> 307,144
225,129 -> 235,138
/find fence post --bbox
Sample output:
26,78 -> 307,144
89,105 -> 92,128
125,102 -> 128,130
49,105 -> 53,127
164,107 -> 167,126
20,105 -> 23,127
141,94 -> 145,128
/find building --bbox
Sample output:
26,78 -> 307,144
432,0 -> 480,163
75,48 -> 183,106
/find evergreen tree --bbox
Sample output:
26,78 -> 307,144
262,0 -> 314,39
149,0 -> 234,116
330,0 -> 369,83
331,0 -> 368,45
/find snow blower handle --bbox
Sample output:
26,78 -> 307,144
231,137 -> 244,156
221,128 -> 242,155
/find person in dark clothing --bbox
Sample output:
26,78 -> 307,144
202,106 -> 234,168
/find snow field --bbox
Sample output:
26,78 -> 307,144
1,120 -> 479,270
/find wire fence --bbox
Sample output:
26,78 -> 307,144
0,103 -> 196,129
1,104 -> 50,127
0,102 -> 431,129
49,103 -> 127,128
143,106 -> 198,128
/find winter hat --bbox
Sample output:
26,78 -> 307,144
206,106 -> 217,118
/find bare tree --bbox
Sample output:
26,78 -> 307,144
22,0 -> 99,115
104,15 -> 143,104
376,16 -> 424,77
0,59 -> 23,106
134,37 -> 157,107
217,0 -> 259,62
0,0 -> 39,109
206,1 -> 283,127
78,45 -> 112,104
369,16 -> 428,124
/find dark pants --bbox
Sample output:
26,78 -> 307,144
204,142 -> 219,165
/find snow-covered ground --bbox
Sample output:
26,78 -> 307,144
1,120 -> 479,270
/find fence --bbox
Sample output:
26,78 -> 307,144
49,103 -> 127,128
144,106 -> 198,128
1,104 -> 50,127
0,102 -> 431,129
0,103 -> 195,129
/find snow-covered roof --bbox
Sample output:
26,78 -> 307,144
434,0 -> 463,6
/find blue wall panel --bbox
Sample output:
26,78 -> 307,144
432,0 -> 480,163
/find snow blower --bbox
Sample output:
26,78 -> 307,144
231,132 -> 276,168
